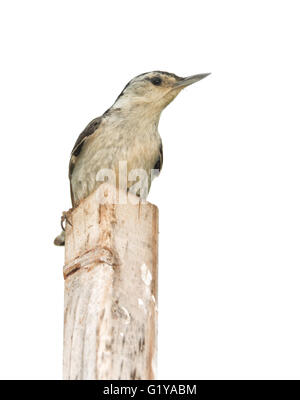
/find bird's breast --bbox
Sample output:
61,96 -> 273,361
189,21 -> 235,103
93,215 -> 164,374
71,117 -> 161,204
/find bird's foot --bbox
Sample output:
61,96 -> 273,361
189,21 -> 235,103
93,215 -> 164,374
61,209 -> 73,231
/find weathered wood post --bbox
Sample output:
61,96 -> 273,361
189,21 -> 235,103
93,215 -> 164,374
63,184 -> 158,380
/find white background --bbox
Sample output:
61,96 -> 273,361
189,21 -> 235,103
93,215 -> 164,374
0,0 -> 299,380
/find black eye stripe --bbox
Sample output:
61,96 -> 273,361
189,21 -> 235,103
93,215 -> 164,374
150,76 -> 162,86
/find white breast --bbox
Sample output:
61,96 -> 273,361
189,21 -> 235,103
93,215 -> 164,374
71,111 -> 161,204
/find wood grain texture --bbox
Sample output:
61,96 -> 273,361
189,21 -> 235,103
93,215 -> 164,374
63,184 -> 158,380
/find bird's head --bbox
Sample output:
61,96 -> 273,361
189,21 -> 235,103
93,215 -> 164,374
113,71 -> 210,116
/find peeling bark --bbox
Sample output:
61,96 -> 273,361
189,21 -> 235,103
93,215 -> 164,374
63,184 -> 158,380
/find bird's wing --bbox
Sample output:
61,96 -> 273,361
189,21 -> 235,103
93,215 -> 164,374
68,116 -> 102,206
159,141 -> 163,171
153,141 -> 163,172
70,117 -> 102,160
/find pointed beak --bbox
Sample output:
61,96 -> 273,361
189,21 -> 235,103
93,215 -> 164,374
174,73 -> 211,88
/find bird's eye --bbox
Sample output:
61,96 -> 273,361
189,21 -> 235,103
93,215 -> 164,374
150,76 -> 162,86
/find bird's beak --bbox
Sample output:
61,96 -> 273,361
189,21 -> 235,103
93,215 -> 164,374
173,73 -> 211,89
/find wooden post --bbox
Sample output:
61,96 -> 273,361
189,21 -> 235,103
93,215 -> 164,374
63,184 -> 158,380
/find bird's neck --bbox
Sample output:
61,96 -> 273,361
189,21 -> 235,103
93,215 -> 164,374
110,102 -> 161,132
102,105 -> 160,146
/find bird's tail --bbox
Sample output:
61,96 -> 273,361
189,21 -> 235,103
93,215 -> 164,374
54,231 -> 65,246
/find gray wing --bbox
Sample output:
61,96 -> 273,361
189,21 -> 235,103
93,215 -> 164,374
68,116 -> 102,206
71,117 -> 102,158
153,141 -> 163,172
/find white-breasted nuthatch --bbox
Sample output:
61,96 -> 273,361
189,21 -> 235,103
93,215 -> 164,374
54,71 -> 210,245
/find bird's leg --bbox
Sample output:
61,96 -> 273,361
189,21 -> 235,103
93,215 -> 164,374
61,209 -> 73,231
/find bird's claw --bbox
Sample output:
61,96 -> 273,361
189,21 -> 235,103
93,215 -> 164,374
61,210 -> 73,231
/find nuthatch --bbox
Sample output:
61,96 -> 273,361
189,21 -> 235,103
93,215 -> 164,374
54,71 -> 210,245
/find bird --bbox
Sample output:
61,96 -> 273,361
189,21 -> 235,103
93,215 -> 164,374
54,71 -> 210,246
